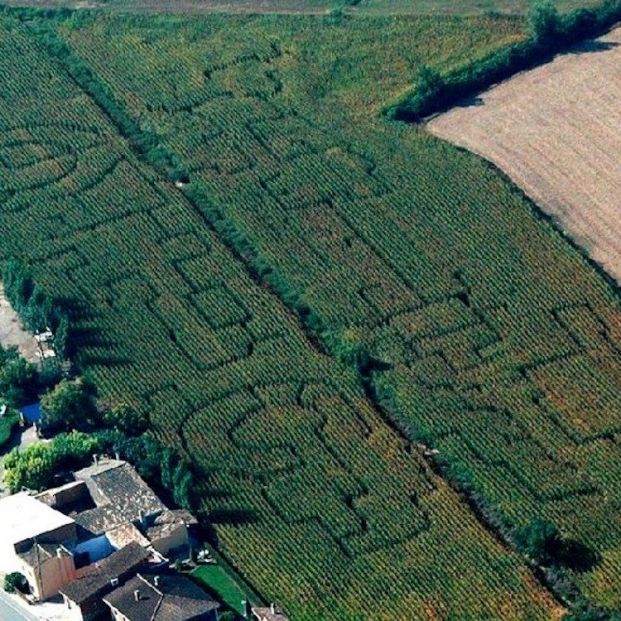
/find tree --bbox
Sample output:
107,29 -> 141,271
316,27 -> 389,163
53,313 -> 70,360
529,0 -> 560,45
3,259 -> 33,312
40,379 -> 95,431
3,444 -> 56,492
515,518 -> 599,571
515,518 -> 561,564
102,403 -> 146,434
0,356 -> 38,406
416,64 -> 445,100
3,572 -> 26,594
172,460 -> 194,510
22,284 -> 52,332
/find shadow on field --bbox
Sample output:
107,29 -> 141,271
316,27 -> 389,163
570,39 -> 619,55
209,508 -> 259,526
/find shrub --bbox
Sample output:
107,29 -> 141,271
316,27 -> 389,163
3,572 -> 26,594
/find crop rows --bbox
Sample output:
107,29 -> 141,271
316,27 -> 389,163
58,12 -> 621,610
0,16 -> 558,620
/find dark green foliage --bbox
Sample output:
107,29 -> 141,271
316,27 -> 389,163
102,403 -> 147,434
40,378 -> 96,431
529,0 -> 561,45
0,409 -> 19,449
3,258 -> 33,310
93,429 -> 197,511
3,431 -> 98,491
516,519 -> 599,572
3,572 -> 26,594
0,354 -> 38,406
2,258 -> 71,353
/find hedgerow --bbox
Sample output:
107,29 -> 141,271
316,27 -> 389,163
389,0 -> 621,121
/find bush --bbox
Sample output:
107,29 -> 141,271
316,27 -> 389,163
3,572 -> 26,594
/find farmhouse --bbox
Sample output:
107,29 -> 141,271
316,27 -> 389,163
38,458 -> 195,560
0,492 -> 78,600
103,573 -> 220,621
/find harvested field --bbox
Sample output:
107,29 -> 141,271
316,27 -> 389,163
428,26 -> 621,285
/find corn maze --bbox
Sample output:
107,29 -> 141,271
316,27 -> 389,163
0,15 -> 562,621
57,12 -> 621,612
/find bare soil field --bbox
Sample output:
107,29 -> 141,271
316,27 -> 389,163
428,26 -> 621,285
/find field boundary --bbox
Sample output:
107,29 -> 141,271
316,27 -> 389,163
387,0 -> 621,122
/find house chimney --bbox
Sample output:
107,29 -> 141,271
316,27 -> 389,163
56,547 -> 63,559
138,509 -> 146,526
271,603 -> 275,615
93,454 -> 98,466
134,589 -> 141,602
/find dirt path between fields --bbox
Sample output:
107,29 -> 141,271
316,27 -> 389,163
428,26 -> 621,286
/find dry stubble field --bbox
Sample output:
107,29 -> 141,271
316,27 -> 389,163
428,26 -> 621,285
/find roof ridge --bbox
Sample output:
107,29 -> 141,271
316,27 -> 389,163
150,587 -> 164,621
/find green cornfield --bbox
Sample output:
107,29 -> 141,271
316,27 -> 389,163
0,14 -> 560,621
57,10 -> 621,613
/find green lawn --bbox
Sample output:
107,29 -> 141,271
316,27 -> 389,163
193,565 -> 252,614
